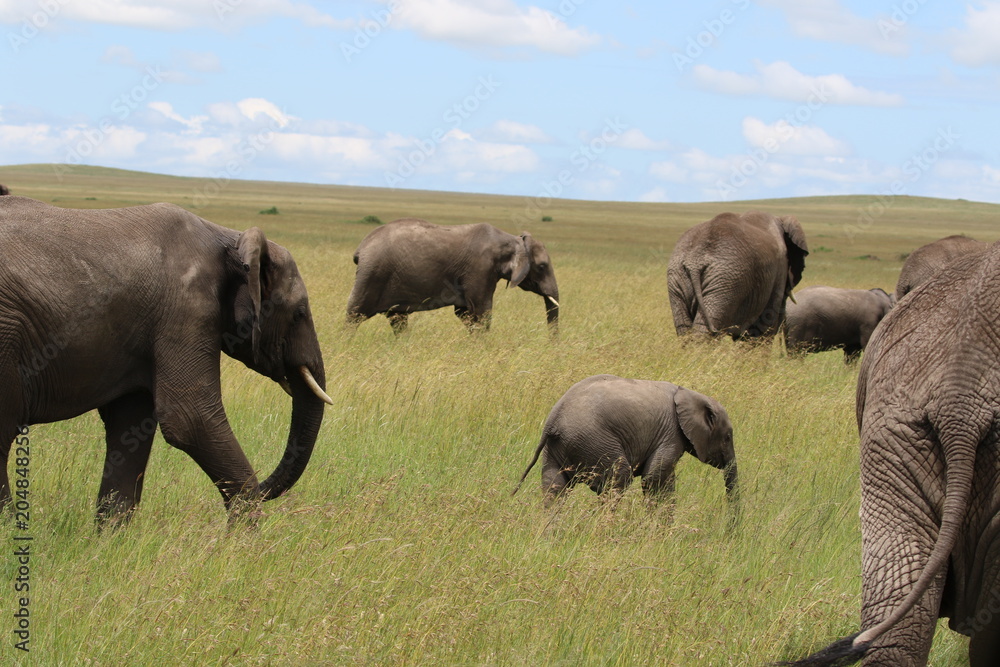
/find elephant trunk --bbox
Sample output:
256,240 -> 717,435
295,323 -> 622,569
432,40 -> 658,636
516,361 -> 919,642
544,294 -> 559,332
257,362 -> 328,501
723,460 -> 738,501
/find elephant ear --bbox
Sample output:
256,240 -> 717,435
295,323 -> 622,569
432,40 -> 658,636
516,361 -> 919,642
502,234 -> 531,288
236,227 -> 271,362
776,215 -> 809,291
675,387 -> 717,464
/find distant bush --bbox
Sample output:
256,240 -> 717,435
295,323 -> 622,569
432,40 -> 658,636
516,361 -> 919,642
349,215 -> 384,225
542,215 -> 553,222
259,206 -> 280,215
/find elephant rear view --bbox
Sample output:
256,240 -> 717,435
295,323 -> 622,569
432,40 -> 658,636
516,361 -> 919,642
513,375 -> 737,507
895,234 -> 987,301
668,211 -> 808,340
785,286 -> 894,363
0,196 -> 334,525
346,218 -> 559,334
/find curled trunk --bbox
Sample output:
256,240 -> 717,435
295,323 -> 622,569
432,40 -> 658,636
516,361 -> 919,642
257,364 -> 327,500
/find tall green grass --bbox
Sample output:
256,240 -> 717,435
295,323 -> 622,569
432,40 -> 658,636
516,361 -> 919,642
0,165 -> 989,664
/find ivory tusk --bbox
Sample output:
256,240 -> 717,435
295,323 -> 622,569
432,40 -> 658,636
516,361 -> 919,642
278,378 -> 294,397
300,366 -> 335,405
546,296 -> 560,308
787,292 -> 797,304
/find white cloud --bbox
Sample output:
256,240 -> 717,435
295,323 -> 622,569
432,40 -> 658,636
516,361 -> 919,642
0,0 -> 351,30
693,61 -> 904,107
649,161 -> 688,182
617,128 -> 672,151
758,0 -> 909,56
638,186 -> 670,203
435,128 -> 539,173
477,120 -> 552,144
207,98 -> 291,128
950,1 -> 1000,67
391,0 -> 602,56
741,117 -> 850,156
148,101 -> 208,134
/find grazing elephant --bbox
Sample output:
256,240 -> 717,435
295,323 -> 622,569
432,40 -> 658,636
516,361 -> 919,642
513,375 -> 737,505
785,286 -> 895,363
0,196 -> 334,524
346,218 -> 559,333
895,234 -> 986,300
668,211 -> 809,340
782,241 -> 1000,666
0,184 -> 9,195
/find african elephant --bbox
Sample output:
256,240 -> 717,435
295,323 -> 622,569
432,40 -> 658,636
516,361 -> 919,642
0,196 -> 333,524
895,234 -> 987,300
785,286 -> 894,363
783,241 -> 1000,665
513,375 -> 737,505
0,184 -> 9,195
668,211 -> 808,340
346,218 -> 559,333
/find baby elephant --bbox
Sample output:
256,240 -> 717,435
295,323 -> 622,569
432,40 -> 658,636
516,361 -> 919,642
513,375 -> 737,505
785,286 -> 894,363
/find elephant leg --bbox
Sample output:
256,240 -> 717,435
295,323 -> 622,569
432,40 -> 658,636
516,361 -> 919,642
843,345 -> 862,364
0,381 -> 26,510
456,305 -> 491,332
970,608 -> 1000,667
96,391 -> 157,523
593,455 -> 632,508
154,360 -> 260,516
388,312 -> 409,334
858,437 -> 944,665
541,448 -> 571,505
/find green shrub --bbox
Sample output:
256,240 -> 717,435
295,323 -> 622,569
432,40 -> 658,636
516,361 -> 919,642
259,206 -> 279,215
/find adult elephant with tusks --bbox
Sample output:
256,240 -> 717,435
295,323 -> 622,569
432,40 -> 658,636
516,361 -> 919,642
346,217 -> 559,334
0,196 -> 334,526
780,241 -> 1000,666
668,211 -> 808,341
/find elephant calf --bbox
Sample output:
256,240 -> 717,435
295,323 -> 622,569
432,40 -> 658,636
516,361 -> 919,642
895,234 -> 987,300
785,286 -> 894,363
513,375 -> 737,505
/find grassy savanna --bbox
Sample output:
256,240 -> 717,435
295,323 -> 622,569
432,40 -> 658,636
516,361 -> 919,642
1,164 -> 996,665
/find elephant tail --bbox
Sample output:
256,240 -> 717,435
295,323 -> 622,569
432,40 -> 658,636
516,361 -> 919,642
777,415 -> 980,666
512,432 -> 549,496
686,265 -> 718,335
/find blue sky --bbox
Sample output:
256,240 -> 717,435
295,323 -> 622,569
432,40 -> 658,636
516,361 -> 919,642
3,1 -> 1000,204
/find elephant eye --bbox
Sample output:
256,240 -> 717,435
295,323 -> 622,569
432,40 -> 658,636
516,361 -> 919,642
537,262 -> 548,270
293,307 -> 307,323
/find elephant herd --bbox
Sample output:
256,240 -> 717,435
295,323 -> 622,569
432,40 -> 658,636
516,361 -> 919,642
0,195 -> 996,666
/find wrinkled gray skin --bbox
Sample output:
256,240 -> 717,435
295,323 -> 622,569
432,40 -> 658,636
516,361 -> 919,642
513,375 -> 737,505
784,242 -> 1000,666
347,218 -> 559,334
0,197 -> 331,524
895,234 -> 987,301
0,184 -> 9,195
785,286 -> 895,363
668,211 -> 809,341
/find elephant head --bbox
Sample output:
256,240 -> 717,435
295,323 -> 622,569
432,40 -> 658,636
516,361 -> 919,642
224,227 -> 333,500
777,215 -> 809,301
508,232 -> 559,330
675,387 -> 738,500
